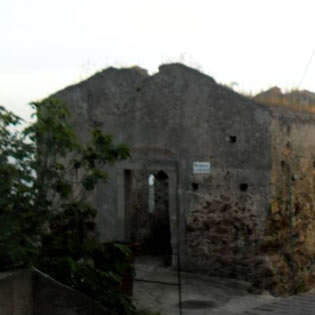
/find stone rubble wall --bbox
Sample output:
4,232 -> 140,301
53,63 -> 315,294
185,170 -> 266,285
259,107 -> 315,294
185,106 -> 315,295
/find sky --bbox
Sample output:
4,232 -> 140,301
1,0 -> 315,123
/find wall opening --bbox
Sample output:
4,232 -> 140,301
281,160 -> 286,171
148,174 -> 155,214
130,169 -> 172,266
240,183 -> 248,192
191,182 -> 199,191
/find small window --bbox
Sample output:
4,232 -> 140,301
191,183 -> 199,191
229,136 -> 237,143
281,161 -> 285,170
240,183 -> 248,192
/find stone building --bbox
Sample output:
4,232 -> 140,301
54,63 -> 315,294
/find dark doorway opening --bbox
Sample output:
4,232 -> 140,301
130,170 -> 172,266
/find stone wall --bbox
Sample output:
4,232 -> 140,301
258,107 -> 315,294
56,63 -> 315,294
54,63 -> 271,249
186,182 -> 263,281
184,104 -> 315,295
130,170 -> 150,243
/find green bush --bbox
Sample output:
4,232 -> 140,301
0,99 -> 141,314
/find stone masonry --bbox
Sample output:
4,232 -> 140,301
53,63 -> 315,294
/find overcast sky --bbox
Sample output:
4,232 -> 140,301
1,0 -> 315,122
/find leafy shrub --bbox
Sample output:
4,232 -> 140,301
0,99 -> 141,314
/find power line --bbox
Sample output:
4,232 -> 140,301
298,49 -> 315,89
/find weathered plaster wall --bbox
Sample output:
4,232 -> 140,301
33,269 -> 116,315
258,107 -> 315,294
0,269 -> 32,315
54,64 -> 272,288
54,67 -> 149,241
130,170 -> 150,243
0,269 -> 116,315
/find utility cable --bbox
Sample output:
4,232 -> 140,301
298,49 -> 315,89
